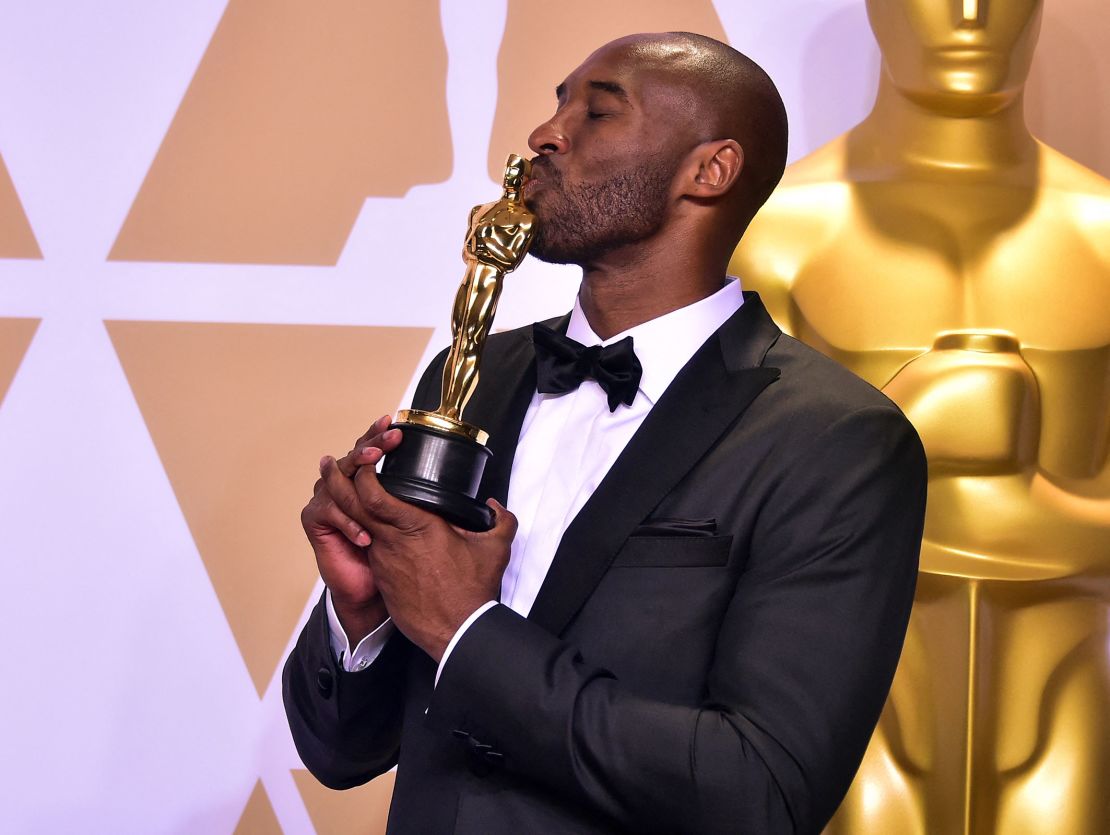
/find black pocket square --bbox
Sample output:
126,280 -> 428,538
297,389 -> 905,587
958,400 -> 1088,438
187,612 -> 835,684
612,532 -> 732,567
631,517 -> 718,537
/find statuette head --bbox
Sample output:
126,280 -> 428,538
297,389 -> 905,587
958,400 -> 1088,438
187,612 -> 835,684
502,154 -> 531,201
866,0 -> 1043,114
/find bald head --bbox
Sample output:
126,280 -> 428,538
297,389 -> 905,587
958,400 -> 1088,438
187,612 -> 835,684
601,32 -> 789,235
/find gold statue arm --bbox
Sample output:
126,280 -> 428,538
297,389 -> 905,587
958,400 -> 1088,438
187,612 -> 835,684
882,332 -> 1110,579
882,332 -> 1039,474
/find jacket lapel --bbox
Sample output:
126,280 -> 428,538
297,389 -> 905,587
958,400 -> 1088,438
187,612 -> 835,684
526,294 -> 782,637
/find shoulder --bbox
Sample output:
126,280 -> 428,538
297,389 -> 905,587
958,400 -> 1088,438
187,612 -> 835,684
483,320 -> 544,359
739,335 -> 927,522
758,330 -> 919,450
1039,142 -> 1110,197
731,146 -> 854,334
1039,146 -> 1110,265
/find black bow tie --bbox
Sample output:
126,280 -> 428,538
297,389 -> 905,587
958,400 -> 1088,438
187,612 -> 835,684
532,323 -> 643,412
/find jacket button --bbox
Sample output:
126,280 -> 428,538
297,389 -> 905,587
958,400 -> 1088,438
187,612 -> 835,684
316,667 -> 334,698
464,737 -> 503,776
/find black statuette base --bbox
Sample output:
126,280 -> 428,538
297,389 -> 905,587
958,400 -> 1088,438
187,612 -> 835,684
378,423 -> 493,532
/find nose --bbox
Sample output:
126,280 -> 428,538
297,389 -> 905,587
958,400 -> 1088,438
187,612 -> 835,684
528,114 -> 568,156
959,0 -> 984,28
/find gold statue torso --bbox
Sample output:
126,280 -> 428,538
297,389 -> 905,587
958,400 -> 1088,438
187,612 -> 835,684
731,1 -> 1110,830
739,143 -> 1110,581
758,149 -> 1110,387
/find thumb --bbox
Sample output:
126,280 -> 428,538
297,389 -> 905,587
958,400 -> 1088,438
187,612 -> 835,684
485,499 -> 519,542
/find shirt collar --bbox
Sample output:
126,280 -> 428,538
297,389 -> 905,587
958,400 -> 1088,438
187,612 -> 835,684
564,277 -> 744,405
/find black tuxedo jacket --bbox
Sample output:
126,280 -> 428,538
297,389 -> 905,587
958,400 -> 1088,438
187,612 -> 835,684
284,294 -> 927,835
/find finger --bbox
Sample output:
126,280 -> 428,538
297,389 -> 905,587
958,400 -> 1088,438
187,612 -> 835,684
337,444 -> 383,478
339,415 -> 397,473
353,463 -> 424,531
319,455 -> 375,529
303,494 -> 372,547
353,414 -> 393,449
337,427 -> 404,478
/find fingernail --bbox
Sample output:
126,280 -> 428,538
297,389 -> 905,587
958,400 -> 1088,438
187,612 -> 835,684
319,456 -> 330,471
356,531 -> 370,546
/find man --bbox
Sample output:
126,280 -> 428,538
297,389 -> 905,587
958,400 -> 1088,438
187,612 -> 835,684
284,32 -> 927,835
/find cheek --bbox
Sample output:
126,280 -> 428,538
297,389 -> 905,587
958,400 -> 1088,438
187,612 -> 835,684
992,7 -> 1042,84
868,0 -> 927,54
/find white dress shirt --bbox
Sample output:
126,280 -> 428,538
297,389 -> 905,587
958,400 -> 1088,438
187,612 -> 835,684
327,279 -> 744,675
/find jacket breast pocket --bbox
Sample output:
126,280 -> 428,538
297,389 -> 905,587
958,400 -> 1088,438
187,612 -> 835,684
610,534 -> 733,568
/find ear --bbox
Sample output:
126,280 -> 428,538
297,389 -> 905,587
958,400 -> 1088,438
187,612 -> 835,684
681,139 -> 744,199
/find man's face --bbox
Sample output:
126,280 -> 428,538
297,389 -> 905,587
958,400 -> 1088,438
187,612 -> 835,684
523,41 -> 692,265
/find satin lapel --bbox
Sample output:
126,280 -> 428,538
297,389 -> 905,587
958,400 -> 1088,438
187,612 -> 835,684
526,294 -> 782,636
466,314 -> 570,505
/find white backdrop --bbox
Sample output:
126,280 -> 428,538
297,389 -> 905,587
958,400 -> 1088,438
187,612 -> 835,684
0,1 -> 1105,832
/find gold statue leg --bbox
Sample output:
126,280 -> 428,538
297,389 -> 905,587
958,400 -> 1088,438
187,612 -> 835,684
989,580 -> 1110,835
826,573 -> 972,835
439,263 -> 503,421
826,574 -> 1110,834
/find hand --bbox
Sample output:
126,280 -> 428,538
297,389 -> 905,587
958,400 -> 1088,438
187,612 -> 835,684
302,415 -> 401,643
323,458 -> 517,662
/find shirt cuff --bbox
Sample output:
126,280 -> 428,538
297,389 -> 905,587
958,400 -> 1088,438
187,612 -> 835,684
435,601 -> 498,686
325,588 -> 395,672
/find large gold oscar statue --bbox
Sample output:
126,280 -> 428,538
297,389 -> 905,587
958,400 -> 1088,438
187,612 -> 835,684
730,1 -> 1110,832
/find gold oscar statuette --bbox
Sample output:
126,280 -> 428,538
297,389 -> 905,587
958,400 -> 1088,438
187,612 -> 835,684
378,154 -> 536,531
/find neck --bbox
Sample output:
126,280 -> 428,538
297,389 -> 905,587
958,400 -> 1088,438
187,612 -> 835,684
576,236 -> 728,340
846,78 -> 1039,184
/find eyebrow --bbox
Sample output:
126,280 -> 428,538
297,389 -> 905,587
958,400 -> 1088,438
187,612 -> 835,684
588,80 -> 629,102
553,80 -> 630,103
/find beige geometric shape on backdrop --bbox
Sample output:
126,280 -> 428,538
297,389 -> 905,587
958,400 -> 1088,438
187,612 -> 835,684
488,0 -> 727,180
106,321 -> 433,695
0,318 -> 40,407
293,769 -> 396,835
110,0 -> 451,266
0,156 -> 41,259
233,780 -> 283,835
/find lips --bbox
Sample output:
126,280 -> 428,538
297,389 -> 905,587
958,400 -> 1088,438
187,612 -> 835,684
934,46 -> 993,60
522,177 -> 544,198
523,158 -> 559,207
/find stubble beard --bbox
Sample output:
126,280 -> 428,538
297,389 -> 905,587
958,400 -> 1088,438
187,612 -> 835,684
527,158 -> 675,266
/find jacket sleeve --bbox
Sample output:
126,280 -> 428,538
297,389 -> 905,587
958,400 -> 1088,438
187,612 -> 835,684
282,348 -> 450,788
282,594 -> 411,788
424,405 -> 927,835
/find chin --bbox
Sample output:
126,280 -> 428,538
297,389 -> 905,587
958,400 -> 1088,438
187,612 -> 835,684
528,242 -> 579,266
901,81 -> 1021,117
